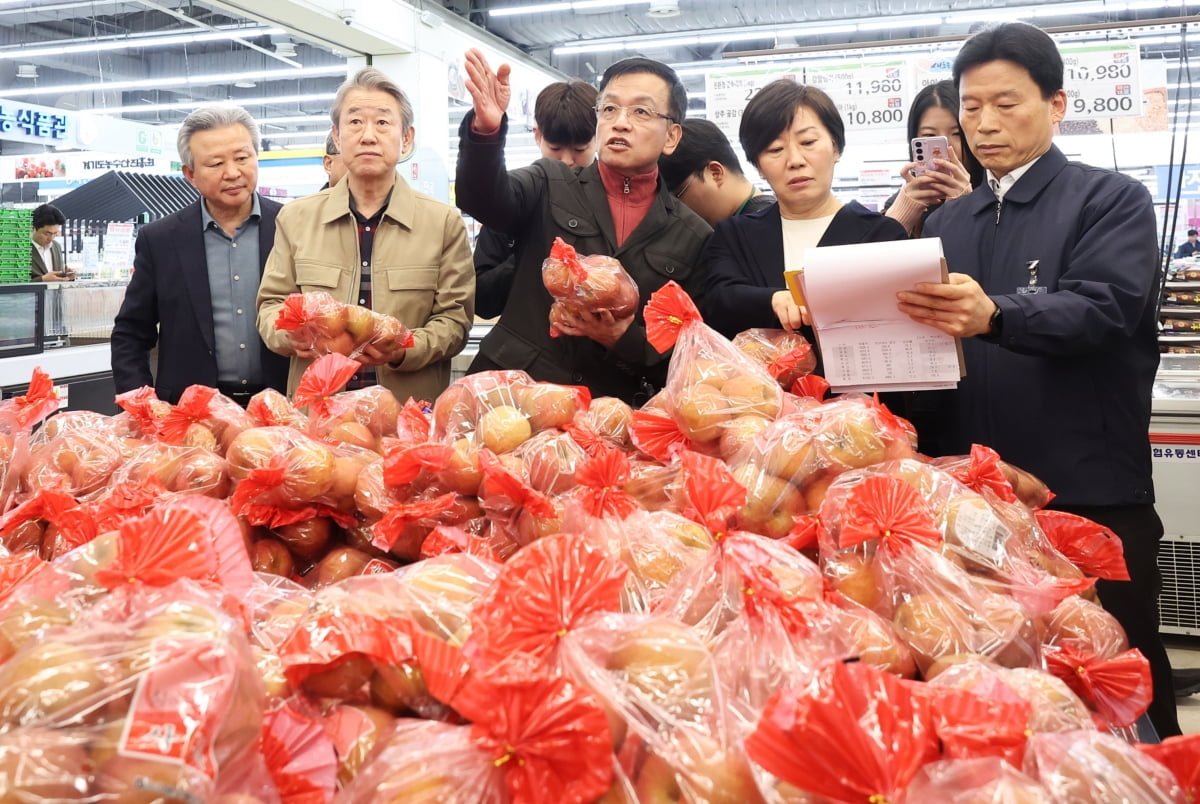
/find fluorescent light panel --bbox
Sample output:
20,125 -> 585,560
0,26 -> 282,60
83,92 -> 337,115
490,0 -> 648,17
2,65 -> 345,99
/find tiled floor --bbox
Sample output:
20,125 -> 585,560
1165,635 -> 1200,735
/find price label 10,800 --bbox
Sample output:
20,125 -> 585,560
1060,43 -> 1142,120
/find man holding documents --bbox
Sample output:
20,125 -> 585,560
896,22 -> 1178,739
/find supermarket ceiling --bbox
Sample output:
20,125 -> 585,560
0,0 -> 1198,155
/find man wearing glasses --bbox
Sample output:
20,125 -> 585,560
456,49 -> 711,405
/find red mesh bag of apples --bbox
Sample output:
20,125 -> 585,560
275,289 -> 414,358
542,237 -> 639,338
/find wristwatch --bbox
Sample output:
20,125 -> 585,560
981,302 -> 1002,341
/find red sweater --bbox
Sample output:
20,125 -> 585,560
598,160 -> 659,247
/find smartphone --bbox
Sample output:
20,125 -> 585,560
911,135 -> 951,177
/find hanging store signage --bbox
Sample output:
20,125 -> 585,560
0,100 -> 71,146
1060,43 -> 1142,120
706,64 -> 804,147
804,58 -> 913,132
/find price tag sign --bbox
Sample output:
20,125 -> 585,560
804,59 -> 911,131
706,64 -> 803,145
1060,43 -> 1141,119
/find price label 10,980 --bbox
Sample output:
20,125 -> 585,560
805,59 -> 912,131
1060,43 -> 1141,120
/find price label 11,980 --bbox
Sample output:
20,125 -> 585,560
1060,43 -> 1141,120
804,59 -> 913,131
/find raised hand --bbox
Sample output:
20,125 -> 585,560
463,48 -> 511,134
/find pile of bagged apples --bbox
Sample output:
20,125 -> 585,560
0,280 -> 1194,803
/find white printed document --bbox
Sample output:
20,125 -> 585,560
788,238 -> 965,394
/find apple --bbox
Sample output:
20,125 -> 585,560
2,519 -> 45,556
1043,595 -> 1128,659
369,662 -> 433,715
346,305 -> 377,345
517,383 -> 582,432
892,593 -> 975,677
94,753 -> 203,804
353,387 -> 402,438
757,427 -> 820,486
170,450 -> 230,497
518,430 -> 586,495
606,618 -> 713,712
826,549 -> 886,612
329,453 -> 374,513
125,601 -> 228,674
0,726 -> 93,800
718,414 -> 771,461
283,440 -> 336,502
0,641 -> 105,727
1000,666 -> 1092,732
182,422 -> 219,452
329,421 -> 378,452
674,383 -> 732,444
514,503 -> 564,547
813,404 -> 888,470
577,396 -> 634,447
251,537 -> 296,577
720,373 -> 782,420
431,382 -> 477,440
681,358 -> 736,389
437,436 -> 484,497
477,405 -> 532,454
225,427 -> 281,480
840,608 -> 918,678
311,547 -> 374,588
301,652 -> 375,700
275,518 -> 333,560
635,732 -> 765,804
731,464 -> 804,540
354,460 -> 396,522
330,704 -> 396,787
0,597 -> 74,664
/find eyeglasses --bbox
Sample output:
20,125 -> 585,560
672,174 -> 696,200
595,103 -> 676,125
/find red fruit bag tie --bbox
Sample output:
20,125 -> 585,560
835,475 -> 942,554
157,384 -> 216,443
643,280 -> 702,353
549,237 -> 589,284
572,446 -> 640,519
679,450 -> 746,539
1033,509 -> 1130,581
294,352 -> 361,413
4,368 -> 60,430
275,292 -> 311,331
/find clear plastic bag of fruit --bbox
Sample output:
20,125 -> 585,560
274,289 -> 414,358
293,353 -> 406,452
226,425 -> 378,527
0,579 -> 269,803
569,396 -> 634,452
925,658 -> 1095,734
542,237 -> 639,338
0,368 -> 61,515
1024,730 -> 1185,803
155,384 -> 255,455
905,757 -> 1050,801
731,327 -> 817,390
746,657 -> 940,803
114,442 -> 231,498
932,443 -> 1055,511
643,281 -> 786,454
19,422 -> 129,500
247,387 -> 309,429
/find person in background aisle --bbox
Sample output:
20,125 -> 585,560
658,117 -> 774,227
700,80 -> 907,342
111,106 -> 289,405
897,21 -> 1182,739
456,49 -> 711,405
884,80 -> 985,237
30,203 -> 74,282
320,132 -> 348,190
473,79 -> 598,319
1174,228 -> 1199,259
257,66 -> 474,404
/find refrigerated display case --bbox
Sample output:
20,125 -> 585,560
1151,353 -> 1200,636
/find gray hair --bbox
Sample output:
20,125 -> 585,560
330,66 -> 413,130
177,106 -> 261,169
325,131 -> 338,155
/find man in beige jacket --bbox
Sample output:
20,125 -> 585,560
257,66 -> 474,404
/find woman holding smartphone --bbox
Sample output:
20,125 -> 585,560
885,80 -> 985,237
700,79 -> 906,341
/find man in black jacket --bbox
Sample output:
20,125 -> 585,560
111,105 -> 289,405
473,79 -> 598,319
457,50 -> 710,404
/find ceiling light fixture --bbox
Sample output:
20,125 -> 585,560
15,64 -> 36,79
235,80 -> 258,88
646,0 -> 680,18
82,92 -> 337,116
490,0 -> 648,17
1,64 -> 345,99
0,26 -> 282,60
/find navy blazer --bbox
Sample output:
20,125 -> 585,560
702,200 -> 908,340
110,197 -> 290,404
